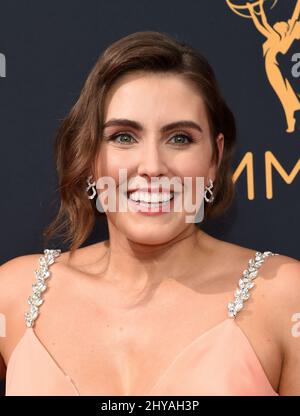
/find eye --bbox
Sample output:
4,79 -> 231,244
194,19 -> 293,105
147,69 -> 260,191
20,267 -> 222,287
106,133 -> 136,145
169,133 -> 195,145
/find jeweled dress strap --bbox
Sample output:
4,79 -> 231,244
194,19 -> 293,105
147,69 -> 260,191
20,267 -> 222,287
227,251 -> 279,318
24,249 -> 62,328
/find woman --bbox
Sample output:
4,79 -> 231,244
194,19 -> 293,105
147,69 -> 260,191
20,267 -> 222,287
0,31 -> 299,396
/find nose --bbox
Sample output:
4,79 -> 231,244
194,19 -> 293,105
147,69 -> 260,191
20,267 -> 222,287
137,138 -> 168,178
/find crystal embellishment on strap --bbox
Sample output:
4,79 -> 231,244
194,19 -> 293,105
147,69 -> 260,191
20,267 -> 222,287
227,251 -> 279,318
24,249 -> 62,328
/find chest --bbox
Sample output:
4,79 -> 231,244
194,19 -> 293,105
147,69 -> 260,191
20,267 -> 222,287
25,300 -> 281,396
5,266 -> 283,396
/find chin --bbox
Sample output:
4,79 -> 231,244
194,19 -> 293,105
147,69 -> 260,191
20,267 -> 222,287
121,219 -> 187,246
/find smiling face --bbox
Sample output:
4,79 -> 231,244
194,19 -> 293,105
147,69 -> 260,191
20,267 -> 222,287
93,71 -> 224,245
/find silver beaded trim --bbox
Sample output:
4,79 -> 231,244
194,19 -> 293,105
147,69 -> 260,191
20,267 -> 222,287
24,249 -> 62,328
228,251 -> 279,318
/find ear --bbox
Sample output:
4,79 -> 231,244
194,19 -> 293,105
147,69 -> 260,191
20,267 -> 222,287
208,133 -> 224,182
216,133 -> 224,169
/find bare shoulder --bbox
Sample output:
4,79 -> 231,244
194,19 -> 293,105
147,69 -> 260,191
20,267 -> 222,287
252,251 -> 300,395
206,235 -> 300,316
223,242 -> 300,314
256,252 -> 300,317
0,253 -> 47,336
0,252 -> 43,377
0,252 -> 43,311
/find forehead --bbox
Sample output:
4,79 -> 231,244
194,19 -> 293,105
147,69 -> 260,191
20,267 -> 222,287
103,72 -> 209,130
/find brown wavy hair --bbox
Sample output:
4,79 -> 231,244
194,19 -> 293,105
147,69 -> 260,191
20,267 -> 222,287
43,30 -> 237,255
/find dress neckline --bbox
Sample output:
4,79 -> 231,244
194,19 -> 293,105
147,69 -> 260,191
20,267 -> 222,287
6,317 -> 279,396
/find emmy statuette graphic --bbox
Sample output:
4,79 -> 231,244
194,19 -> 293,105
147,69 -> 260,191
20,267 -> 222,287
226,0 -> 300,133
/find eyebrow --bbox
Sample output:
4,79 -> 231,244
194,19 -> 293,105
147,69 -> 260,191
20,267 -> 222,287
102,118 -> 203,134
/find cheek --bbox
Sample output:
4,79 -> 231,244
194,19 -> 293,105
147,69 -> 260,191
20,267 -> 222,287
172,150 -> 212,201
95,150 -> 130,180
172,150 -> 211,178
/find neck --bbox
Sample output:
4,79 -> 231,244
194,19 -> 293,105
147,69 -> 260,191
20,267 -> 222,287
100,224 -> 212,293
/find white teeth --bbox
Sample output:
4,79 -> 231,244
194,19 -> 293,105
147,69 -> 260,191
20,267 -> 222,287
128,191 -> 174,203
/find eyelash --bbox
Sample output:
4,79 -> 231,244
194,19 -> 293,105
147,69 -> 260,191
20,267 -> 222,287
105,132 -> 196,146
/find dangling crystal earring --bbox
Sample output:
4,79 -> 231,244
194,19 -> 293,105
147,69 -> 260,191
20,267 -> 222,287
204,178 -> 214,203
86,176 -> 96,199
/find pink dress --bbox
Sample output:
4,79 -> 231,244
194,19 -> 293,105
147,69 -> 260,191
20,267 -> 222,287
5,249 -> 280,396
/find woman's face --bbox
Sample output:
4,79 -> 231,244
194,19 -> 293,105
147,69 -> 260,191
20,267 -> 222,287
94,71 -> 224,245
